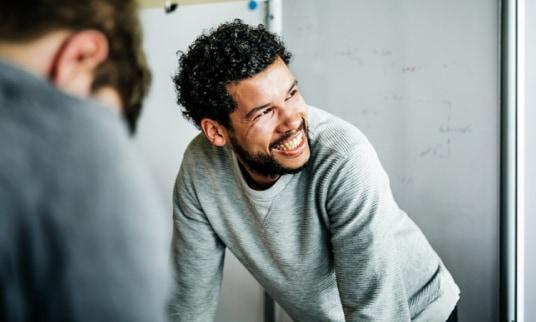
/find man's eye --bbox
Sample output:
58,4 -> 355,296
286,89 -> 298,101
254,108 -> 273,120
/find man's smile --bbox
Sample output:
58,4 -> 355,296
268,119 -> 308,157
271,130 -> 307,157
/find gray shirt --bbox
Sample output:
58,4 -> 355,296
0,60 -> 171,322
171,106 -> 459,321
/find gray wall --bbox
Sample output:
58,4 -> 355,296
281,1 -> 499,321
525,0 -> 535,320
137,4 -> 265,322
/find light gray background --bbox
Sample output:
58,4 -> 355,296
525,0 -> 535,320
279,1 -> 499,321
137,3 -> 265,322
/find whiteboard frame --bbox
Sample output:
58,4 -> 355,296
500,0 -> 523,321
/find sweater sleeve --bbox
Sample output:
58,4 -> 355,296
326,141 -> 411,321
169,164 -> 226,322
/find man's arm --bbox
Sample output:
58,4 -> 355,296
326,141 -> 411,321
169,165 -> 226,322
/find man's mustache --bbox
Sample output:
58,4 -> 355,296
269,119 -> 306,149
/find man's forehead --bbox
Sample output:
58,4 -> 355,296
227,79 -> 268,105
228,63 -> 294,107
227,58 -> 291,89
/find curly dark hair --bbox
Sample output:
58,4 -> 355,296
173,19 -> 292,129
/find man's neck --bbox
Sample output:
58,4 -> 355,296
0,31 -> 70,78
237,161 -> 279,191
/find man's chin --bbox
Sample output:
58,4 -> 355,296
241,153 -> 310,178
280,162 -> 309,175
273,153 -> 311,175
272,144 -> 311,171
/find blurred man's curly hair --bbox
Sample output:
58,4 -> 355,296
173,19 -> 292,129
0,0 -> 150,133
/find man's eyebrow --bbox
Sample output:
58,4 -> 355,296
288,79 -> 298,92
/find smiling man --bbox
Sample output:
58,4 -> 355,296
170,20 -> 460,322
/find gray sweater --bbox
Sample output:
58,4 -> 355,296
171,106 -> 459,321
0,60 -> 171,322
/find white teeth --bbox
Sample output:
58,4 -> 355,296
274,132 -> 303,151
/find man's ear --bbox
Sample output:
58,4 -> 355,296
50,30 -> 109,98
200,118 -> 228,147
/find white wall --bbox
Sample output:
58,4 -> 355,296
524,0 -> 535,320
137,3 -> 265,321
281,1 -> 499,321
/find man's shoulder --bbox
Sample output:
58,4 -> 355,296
0,96 -> 132,177
184,133 -> 212,154
181,132 -> 231,169
0,61 -> 154,212
0,60 -> 129,146
307,106 -> 370,157
0,79 -> 167,236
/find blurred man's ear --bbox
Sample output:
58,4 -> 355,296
50,30 -> 109,98
201,118 -> 228,147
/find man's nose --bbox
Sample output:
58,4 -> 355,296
275,102 -> 303,133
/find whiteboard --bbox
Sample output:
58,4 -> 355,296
137,3 -> 265,322
282,1 -> 499,321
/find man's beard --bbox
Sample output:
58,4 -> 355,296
228,120 -> 310,178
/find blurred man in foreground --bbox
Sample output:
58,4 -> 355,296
0,1 -> 171,321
